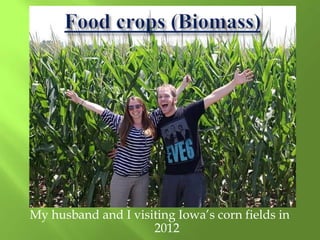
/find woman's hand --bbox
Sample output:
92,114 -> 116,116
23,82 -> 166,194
65,90 -> 82,104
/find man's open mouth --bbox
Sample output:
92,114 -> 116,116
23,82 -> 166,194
161,104 -> 168,109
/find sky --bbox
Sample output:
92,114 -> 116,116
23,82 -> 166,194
29,6 -> 296,47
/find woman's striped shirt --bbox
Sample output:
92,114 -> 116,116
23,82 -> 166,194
101,108 -> 162,177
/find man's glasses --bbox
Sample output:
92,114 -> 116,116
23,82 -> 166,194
128,104 -> 142,111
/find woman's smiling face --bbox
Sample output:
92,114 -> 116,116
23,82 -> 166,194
127,98 -> 144,120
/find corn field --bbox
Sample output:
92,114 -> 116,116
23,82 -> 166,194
29,34 -> 296,208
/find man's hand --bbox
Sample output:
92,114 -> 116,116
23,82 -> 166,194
183,74 -> 193,85
233,69 -> 254,85
107,145 -> 118,160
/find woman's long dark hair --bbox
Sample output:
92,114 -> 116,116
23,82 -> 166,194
118,96 -> 157,146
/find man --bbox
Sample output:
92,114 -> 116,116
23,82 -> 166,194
155,68 -> 254,207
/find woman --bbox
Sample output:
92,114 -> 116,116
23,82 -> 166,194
65,91 -> 159,207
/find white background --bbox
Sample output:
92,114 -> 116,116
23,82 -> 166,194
29,6 -> 296,47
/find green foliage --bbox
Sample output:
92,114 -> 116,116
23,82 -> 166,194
29,35 -> 296,207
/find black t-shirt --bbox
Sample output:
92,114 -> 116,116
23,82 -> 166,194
157,100 -> 205,174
